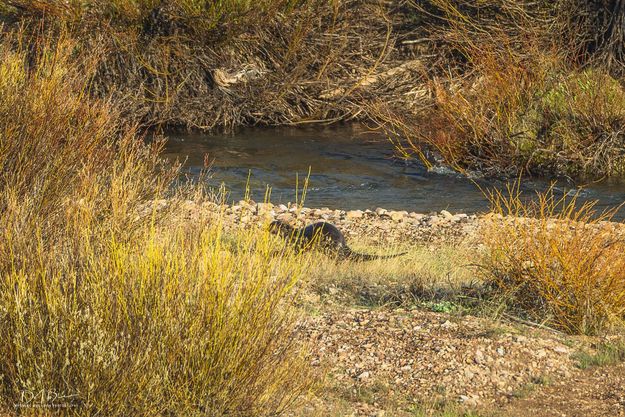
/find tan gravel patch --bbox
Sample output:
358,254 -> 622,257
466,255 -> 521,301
302,308 -> 579,411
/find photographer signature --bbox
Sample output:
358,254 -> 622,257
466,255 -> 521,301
15,389 -> 80,408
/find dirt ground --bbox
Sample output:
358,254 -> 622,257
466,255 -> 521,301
192,200 -> 625,417
297,307 -> 625,417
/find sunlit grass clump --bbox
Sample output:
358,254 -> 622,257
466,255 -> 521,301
0,35 -> 311,415
480,183 -> 625,335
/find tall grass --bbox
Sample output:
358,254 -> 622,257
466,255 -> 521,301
0,33 -> 311,415
480,183 -> 625,335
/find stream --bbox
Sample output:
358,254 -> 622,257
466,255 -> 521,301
163,125 -> 625,218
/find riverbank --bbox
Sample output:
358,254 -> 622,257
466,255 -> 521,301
2,32 -> 623,417
5,1 -> 625,179
169,199 -> 625,416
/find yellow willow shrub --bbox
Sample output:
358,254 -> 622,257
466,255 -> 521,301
480,183 -> 625,335
1,214 -> 312,416
0,33 -> 312,415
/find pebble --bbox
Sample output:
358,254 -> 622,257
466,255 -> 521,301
346,210 -> 364,219
440,209 -> 454,219
375,207 -> 388,216
357,371 -> 371,381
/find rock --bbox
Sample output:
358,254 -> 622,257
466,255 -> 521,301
440,209 -> 454,219
441,320 -> 456,329
357,371 -> 370,381
390,211 -> 407,222
256,202 -> 273,210
474,349 -> 485,364
277,204 -> 288,211
453,213 -> 469,223
553,346 -> 569,354
346,210 -> 364,219
428,216 -> 442,226
375,207 -> 388,216
409,212 -> 425,220
276,213 -> 292,222
238,200 -> 254,210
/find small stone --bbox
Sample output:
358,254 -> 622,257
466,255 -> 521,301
553,346 -> 569,354
375,207 -> 388,216
497,347 -> 505,356
454,213 -> 469,222
357,371 -> 370,381
428,216 -> 442,226
390,211 -> 407,222
474,349 -> 485,364
440,209 -> 453,219
276,213 -> 292,222
277,204 -> 288,211
346,210 -> 364,219
441,320 -> 456,329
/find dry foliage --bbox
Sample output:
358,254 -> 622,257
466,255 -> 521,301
2,0 -> 427,130
368,0 -> 625,179
0,33 -> 312,415
480,183 -> 625,335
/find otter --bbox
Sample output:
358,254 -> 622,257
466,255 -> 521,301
269,220 -> 407,261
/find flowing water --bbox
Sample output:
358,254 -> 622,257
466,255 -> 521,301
163,125 -> 625,217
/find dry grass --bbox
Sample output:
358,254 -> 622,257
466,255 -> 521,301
304,241 -> 475,310
480,182 -> 625,335
0,34 -> 312,416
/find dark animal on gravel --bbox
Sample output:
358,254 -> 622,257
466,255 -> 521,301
269,220 -> 407,261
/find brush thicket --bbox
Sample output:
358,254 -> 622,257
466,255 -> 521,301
481,183 -> 625,335
0,33 -> 312,416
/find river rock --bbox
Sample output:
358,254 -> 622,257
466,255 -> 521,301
440,210 -> 454,220
238,200 -> 254,210
390,211 -> 407,222
409,212 -> 425,220
256,202 -> 273,213
453,213 -> 469,223
346,210 -> 364,219
276,213 -> 292,222
375,207 -> 388,216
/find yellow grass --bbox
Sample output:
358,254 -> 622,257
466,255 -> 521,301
480,182 -> 625,334
306,241 -> 475,309
0,33 -> 312,415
